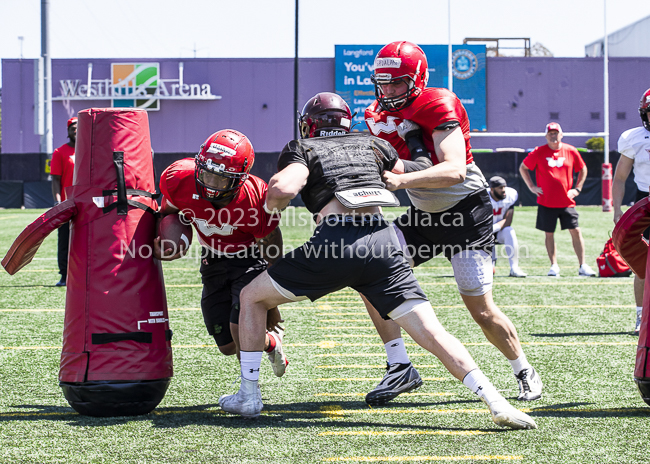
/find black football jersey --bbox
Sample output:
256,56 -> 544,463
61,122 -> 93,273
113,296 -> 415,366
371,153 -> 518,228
277,133 -> 399,214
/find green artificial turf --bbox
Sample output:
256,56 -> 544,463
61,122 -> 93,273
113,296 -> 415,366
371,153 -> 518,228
0,206 -> 648,463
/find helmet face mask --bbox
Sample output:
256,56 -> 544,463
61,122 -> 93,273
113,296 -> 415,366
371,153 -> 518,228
371,75 -> 417,112
372,41 -> 429,112
194,130 -> 254,202
298,92 -> 353,139
640,88 -> 650,132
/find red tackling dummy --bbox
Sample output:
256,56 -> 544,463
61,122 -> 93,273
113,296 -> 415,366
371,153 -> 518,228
158,213 -> 193,256
612,197 -> 650,279
2,108 -> 173,416
613,196 -> 650,405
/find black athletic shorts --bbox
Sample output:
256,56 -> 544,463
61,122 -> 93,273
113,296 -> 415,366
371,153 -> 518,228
199,248 -> 267,347
267,215 -> 427,319
535,204 -> 579,232
635,188 -> 650,240
393,189 -> 494,266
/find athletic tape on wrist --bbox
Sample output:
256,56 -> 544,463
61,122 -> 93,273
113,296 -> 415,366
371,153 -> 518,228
263,201 -> 284,215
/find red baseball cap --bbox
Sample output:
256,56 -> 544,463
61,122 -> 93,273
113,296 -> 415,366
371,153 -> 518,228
67,117 -> 78,127
545,122 -> 562,134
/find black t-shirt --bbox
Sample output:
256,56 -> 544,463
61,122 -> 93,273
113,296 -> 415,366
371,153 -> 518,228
277,133 -> 399,214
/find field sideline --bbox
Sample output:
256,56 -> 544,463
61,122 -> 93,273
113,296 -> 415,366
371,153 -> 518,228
0,206 -> 648,463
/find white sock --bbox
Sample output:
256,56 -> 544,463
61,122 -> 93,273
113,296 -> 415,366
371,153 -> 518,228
509,353 -> 532,376
385,338 -> 410,365
240,351 -> 263,381
500,227 -> 519,269
462,368 -> 502,404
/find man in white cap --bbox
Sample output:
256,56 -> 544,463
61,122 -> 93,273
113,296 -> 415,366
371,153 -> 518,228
519,122 -> 595,277
488,176 -> 526,277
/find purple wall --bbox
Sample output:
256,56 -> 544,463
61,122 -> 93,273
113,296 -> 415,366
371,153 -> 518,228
1,58 -> 334,154
2,56 -> 650,154
472,57 -> 650,151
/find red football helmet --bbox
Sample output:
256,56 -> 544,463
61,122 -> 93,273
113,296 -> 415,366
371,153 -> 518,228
298,92 -> 353,139
371,41 -> 429,111
640,88 -> 650,131
195,129 -> 254,202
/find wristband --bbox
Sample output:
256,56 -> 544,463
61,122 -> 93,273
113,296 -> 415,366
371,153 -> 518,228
263,201 -> 284,215
574,188 -> 581,194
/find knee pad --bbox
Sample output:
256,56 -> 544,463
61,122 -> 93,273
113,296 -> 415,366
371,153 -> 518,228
451,249 -> 493,296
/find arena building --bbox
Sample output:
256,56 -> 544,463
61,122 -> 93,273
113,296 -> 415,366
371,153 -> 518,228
1,52 -> 649,207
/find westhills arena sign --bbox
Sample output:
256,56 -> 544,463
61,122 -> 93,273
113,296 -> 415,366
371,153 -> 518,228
52,62 -> 220,111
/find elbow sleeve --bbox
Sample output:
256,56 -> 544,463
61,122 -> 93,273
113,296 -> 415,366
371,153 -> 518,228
402,131 -> 433,173
402,157 -> 434,173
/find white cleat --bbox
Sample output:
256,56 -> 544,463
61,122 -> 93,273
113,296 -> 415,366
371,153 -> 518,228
267,330 -> 289,377
516,367 -> 543,401
509,267 -> 527,278
483,397 -> 537,430
219,378 -> 263,419
548,264 -> 560,277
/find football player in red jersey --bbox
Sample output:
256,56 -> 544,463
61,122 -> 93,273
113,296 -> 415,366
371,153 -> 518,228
363,41 -> 543,403
154,129 -> 288,377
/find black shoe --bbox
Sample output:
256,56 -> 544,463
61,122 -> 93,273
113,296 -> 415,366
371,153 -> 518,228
365,362 -> 423,406
55,278 -> 66,287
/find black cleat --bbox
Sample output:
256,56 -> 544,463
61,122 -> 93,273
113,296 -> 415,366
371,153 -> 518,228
365,362 -> 423,406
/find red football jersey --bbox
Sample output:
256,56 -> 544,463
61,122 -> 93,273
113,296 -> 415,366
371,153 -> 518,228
522,144 -> 586,208
159,158 -> 279,254
50,143 -> 76,200
364,88 -> 473,165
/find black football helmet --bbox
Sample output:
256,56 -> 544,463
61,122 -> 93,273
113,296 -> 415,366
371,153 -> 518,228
298,92 -> 353,139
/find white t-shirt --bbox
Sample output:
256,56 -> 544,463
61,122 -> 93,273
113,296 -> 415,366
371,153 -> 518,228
618,126 -> 650,192
407,162 -> 488,213
489,186 -> 518,224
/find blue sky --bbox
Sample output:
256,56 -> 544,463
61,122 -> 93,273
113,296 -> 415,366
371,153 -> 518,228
1,0 -> 649,86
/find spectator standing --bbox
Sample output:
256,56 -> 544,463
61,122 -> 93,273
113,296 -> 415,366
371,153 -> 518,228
613,88 -> 650,334
519,122 -> 596,277
50,117 -> 77,287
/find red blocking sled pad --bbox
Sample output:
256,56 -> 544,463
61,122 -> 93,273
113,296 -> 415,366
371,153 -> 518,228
2,108 -> 172,416
613,196 -> 650,405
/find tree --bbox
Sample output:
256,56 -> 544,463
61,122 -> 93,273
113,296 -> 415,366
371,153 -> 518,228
585,137 -> 605,151
531,42 -> 554,57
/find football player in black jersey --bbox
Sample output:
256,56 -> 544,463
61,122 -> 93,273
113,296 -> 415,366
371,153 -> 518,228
218,93 -> 537,431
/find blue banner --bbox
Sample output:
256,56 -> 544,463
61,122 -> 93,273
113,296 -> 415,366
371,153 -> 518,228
335,44 -> 487,132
